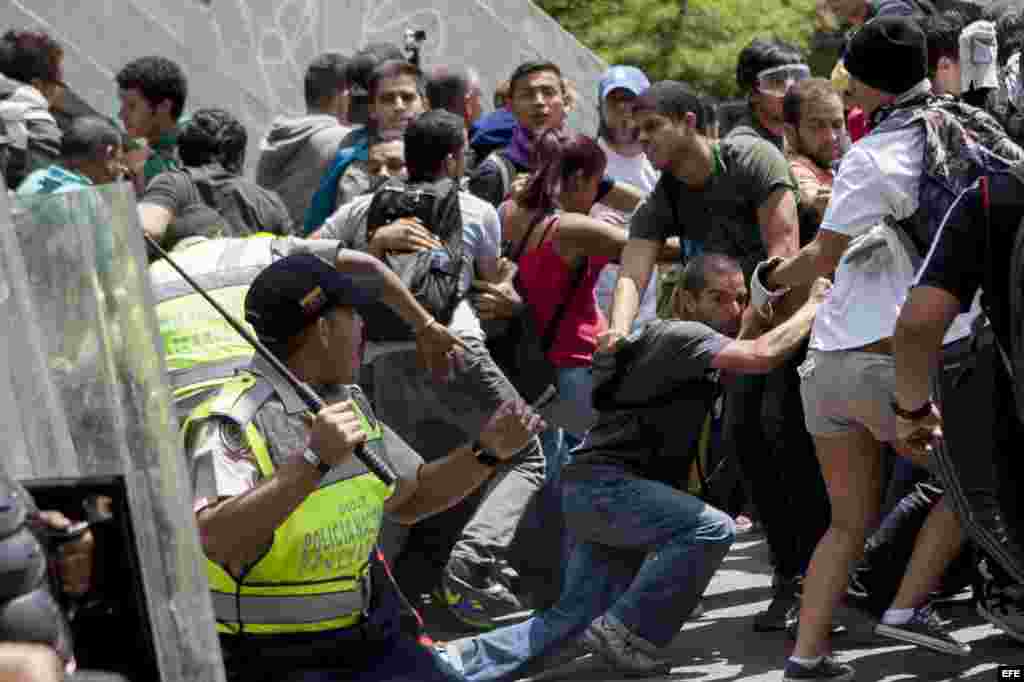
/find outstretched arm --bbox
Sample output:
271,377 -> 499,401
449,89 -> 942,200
602,238 -> 661,350
602,180 -> 645,214
333,248 -> 465,372
386,400 -> 545,524
711,278 -> 831,374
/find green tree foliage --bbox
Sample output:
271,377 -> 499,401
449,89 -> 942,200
536,0 -> 822,98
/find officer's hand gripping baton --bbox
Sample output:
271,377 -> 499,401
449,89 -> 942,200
144,234 -> 396,486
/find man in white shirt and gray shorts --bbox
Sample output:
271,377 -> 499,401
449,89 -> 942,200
755,15 -> 976,682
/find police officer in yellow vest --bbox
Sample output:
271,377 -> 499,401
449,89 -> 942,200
185,253 -> 546,682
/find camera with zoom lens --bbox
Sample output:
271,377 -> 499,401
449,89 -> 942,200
367,181 -> 443,238
404,28 -> 427,67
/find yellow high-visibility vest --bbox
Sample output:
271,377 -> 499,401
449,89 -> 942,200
184,372 -> 392,635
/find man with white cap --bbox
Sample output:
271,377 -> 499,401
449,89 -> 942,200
592,65 -> 660,333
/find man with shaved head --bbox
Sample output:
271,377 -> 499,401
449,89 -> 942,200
426,64 -> 484,128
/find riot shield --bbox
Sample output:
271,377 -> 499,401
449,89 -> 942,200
0,183 -> 225,681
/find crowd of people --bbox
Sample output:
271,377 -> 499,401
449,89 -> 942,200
3,0 -> 1024,680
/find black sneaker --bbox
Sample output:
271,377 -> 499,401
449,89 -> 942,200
976,574 -> 1024,644
754,575 -> 800,632
782,656 -> 855,681
441,557 -> 532,630
873,605 -> 971,656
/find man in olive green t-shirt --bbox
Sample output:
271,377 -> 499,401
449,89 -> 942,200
602,80 -> 829,636
607,79 -> 799,328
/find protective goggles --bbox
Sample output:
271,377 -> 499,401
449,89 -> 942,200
755,64 -> 811,97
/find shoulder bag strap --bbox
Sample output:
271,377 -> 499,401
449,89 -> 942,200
510,211 -> 551,263
540,245 -> 589,354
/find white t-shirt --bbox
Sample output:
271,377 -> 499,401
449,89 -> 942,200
600,138 -> 660,192
318,190 -> 501,358
811,126 -> 975,351
593,139 -> 661,329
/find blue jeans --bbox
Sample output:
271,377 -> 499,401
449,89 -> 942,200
446,466 -> 735,681
538,366 -> 593,585
540,366 -> 593,474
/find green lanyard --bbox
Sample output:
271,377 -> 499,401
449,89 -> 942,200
710,143 -> 723,178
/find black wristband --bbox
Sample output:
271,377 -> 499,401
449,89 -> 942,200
472,440 -> 501,468
891,399 -> 932,421
302,449 -> 332,476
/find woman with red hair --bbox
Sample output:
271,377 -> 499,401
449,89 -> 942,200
487,130 -> 674,480
477,130 -> 677,608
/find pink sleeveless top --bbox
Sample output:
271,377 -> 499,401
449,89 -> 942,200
512,212 -> 610,368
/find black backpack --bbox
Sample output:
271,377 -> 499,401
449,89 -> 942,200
359,177 -> 465,342
482,150 -> 517,202
184,166 -> 261,236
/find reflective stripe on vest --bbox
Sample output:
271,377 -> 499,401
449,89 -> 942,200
149,237 -> 278,388
208,584 -> 369,626
184,373 -> 392,635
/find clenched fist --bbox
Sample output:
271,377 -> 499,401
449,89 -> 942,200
477,399 -> 546,460
306,400 -> 369,469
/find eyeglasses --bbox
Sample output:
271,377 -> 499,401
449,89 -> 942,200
755,64 -> 811,97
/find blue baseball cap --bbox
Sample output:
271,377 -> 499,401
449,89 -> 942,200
599,66 -> 651,101
244,254 -> 378,350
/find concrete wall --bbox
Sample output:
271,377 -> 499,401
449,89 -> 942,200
0,0 -> 607,170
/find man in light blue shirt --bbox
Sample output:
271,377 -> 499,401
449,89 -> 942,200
17,115 -> 125,278
18,115 -> 124,196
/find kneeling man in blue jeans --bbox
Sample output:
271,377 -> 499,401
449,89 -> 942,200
443,254 -> 832,679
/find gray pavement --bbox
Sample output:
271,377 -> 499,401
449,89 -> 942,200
523,535 -> 1024,682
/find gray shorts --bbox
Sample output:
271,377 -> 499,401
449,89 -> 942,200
799,349 -> 901,443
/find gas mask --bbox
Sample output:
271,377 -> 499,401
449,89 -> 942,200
960,21 -> 999,94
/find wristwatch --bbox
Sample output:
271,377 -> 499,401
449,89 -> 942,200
302,448 -> 332,476
891,399 -> 933,421
472,440 -> 501,468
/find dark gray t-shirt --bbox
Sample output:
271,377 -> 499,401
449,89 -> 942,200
143,164 -> 294,251
563,320 -> 729,484
630,134 -> 796,277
